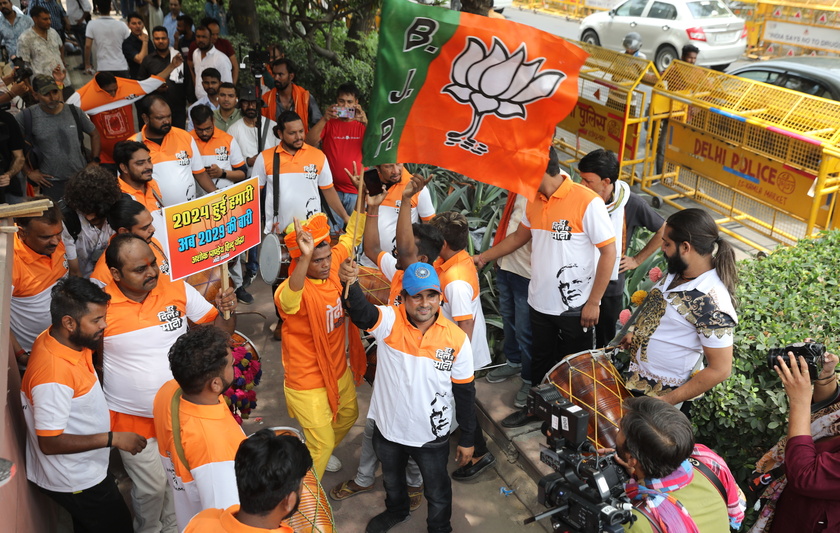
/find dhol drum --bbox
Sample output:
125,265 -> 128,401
259,233 -> 291,285
356,266 -> 392,385
186,266 -> 230,303
543,349 -> 632,450
267,427 -> 335,533
231,331 -> 259,359
358,265 -> 391,306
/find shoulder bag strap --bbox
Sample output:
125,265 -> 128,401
67,104 -> 88,161
170,388 -> 191,472
634,502 -> 666,533
688,456 -> 726,503
272,148 -> 279,222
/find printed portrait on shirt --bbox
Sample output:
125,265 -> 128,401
557,263 -> 592,308
429,392 -> 451,438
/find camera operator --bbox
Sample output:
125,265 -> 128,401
752,349 -> 840,532
612,396 -> 740,532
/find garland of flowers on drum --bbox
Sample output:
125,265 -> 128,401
224,343 -> 263,424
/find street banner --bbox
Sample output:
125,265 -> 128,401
162,177 -> 261,280
363,0 -> 588,199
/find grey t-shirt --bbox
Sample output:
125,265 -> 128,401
17,103 -> 95,180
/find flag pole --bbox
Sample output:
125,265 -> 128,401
344,171 -> 366,299
221,262 -> 230,320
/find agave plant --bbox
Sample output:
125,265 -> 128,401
408,163 -> 509,364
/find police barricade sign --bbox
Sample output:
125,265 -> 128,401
163,177 -> 261,280
553,42 -> 656,179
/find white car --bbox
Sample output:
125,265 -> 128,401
579,0 -> 747,72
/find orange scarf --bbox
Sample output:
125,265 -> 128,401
493,193 -> 519,246
292,261 -> 367,418
261,84 -> 312,133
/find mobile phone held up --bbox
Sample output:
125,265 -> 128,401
363,168 -> 383,196
335,107 -> 356,119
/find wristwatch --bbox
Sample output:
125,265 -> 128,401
92,156 -> 101,163
221,171 -> 227,180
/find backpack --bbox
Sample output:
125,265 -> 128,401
21,104 -> 88,171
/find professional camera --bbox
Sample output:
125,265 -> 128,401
767,342 -> 825,381
243,45 -> 270,78
524,384 -> 634,533
11,57 -> 32,83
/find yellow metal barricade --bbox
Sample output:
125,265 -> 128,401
553,42 -> 659,182
515,0 -> 615,21
644,62 -> 840,251
739,0 -> 840,57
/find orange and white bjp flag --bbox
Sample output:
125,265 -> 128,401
362,0 -> 588,199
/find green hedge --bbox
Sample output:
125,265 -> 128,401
692,230 -> 840,521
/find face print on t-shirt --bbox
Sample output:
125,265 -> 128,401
557,263 -> 592,308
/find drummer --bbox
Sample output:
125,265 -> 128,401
274,209 -> 367,479
89,196 -> 170,288
152,325 -> 246,531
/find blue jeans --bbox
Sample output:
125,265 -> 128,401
497,268 -> 533,383
373,425 -> 452,533
329,190 -> 358,234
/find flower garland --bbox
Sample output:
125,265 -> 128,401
223,343 -> 263,425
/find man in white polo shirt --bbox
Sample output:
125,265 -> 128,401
21,277 -> 146,532
131,94 -> 217,206
101,234 -> 237,533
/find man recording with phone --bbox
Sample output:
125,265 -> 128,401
305,82 -> 367,232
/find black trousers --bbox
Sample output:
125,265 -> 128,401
39,474 -> 133,533
530,306 -> 596,384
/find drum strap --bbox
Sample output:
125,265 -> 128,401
170,388 -> 192,472
272,149 -> 280,222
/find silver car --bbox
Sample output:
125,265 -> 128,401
579,0 -> 747,72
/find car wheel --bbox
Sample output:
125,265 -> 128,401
654,44 -> 678,72
581,30 -> 600,47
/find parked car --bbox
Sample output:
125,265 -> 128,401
729,56 -> 840,101
579,0 -> 747,72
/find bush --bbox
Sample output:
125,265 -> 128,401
692,230 -> 840,527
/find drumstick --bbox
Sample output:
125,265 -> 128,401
344,166 -> 367,299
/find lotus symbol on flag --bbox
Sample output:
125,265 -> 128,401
442,36 -> 566,155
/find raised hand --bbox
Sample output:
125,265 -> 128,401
294,218 -> 314,258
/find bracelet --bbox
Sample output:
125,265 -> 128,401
815,374 -> 837,384
366,213 -> 378,218
106,431 -> 113,448
14,348 -> 25,358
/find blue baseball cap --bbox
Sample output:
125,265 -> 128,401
402,262 -> 441,296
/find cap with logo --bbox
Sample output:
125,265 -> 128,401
402,262 -> 441,296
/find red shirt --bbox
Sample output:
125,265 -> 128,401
320,119 -> 365,194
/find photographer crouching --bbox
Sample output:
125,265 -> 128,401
750,345 -> 840,532
614,397 -> 743,532
528,388 -> 744,532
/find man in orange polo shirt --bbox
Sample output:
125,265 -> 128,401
185,429 -> 312,533
190,104 -> 247,194
429,210 -> 496,483
253,110 -> 349,236
476,146 -> 616,428
21,276 -> 145,532
260,58 -> 321,132
153,325 -> 246,531
339,261 -> 476,533
131,94 -> 217,206
11,200 -> 68,368
114,140 -> 164,214
275,211 -> 365,479
102,233 -> 237,533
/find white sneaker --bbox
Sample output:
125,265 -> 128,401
326,455 -> 342,473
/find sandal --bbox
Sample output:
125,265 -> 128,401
408,484 -> 424,512
329,479 -> 373,501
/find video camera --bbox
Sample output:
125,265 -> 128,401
524,384 -> 634,533
243,45 -> 271,78
767,342 -> 825,381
